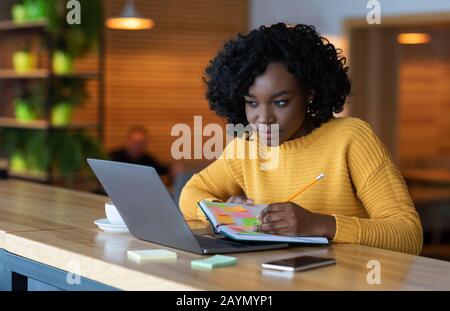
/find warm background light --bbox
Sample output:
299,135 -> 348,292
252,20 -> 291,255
397,33 -> 431,44
106,17 -> 154,30
106,0 -> 154,30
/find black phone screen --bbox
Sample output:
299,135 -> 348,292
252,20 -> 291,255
265,256 -> 335,269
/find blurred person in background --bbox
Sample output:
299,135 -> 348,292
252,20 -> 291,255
110,126 -> 168,175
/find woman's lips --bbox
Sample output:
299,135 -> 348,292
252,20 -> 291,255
258,130 -> 280,140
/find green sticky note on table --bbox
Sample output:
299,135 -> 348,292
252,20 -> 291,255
127,249 -> 177,263
191,255 -> 237,270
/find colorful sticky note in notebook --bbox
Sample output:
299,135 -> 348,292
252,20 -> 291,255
217,214 -> 235,224
210,206 -> 228,215
191,255 -> 237,270
228,225 -> 251,232
242,218 -> 260,226
232,211 -> 254,219
223,206 -> 247,212
208,202 -> 229,208
127,249 -> 177,263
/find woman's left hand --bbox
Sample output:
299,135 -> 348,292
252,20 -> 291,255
257,202 -> 336,239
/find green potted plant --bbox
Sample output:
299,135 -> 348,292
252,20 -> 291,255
49,130 -> 104,186
46,0 -> 103,58
0,128 -> 104,185
12,83 -> 44,122
24,0 -> 48,21
51,102 -> 73,125
2,0 -> 104,187
10,152 -> 28,172
24,130 -> 51,176
12,0 -> 48,24
52,50 -> 74,74
13,98 -> 37,122
51,78 -> 87,125
11,2 -> 28,24
45,0 -> 102,124
46,0 -> 102,74
12,49 -> 37,73
12,37 -> 38,73
0,129 -> 47,175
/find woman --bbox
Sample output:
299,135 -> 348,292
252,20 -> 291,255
179,23 -> 423,255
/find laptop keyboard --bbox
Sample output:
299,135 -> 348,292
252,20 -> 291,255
195,235 -> 247,249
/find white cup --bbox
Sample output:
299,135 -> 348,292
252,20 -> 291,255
105,202 -> 125,225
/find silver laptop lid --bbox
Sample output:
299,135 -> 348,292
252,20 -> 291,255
87,159 -> 202,253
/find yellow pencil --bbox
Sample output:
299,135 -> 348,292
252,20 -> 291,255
285,173 -> 325,202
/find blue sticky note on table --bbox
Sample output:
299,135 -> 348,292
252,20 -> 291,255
191,255 -> 237,270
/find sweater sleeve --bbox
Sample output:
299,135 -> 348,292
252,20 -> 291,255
332,119 -> 423,255
179,140 -> 244,222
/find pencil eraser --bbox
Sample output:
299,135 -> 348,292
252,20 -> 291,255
191,255 -> 237,270
127,249 -> 177,263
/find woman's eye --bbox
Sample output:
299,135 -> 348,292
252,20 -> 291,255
274,100 -> 288,107
245,100 -> 258,107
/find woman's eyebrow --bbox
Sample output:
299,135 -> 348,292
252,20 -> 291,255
271,90 -> 292,98
245,90 -> 292,99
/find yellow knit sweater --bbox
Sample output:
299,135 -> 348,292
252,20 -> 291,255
179,117 -> 423,255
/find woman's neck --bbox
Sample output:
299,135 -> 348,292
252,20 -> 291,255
288,115 -> 315,141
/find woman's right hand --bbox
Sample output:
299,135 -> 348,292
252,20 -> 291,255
226,194 -> 254,205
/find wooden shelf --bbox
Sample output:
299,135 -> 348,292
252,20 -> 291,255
0,69 -> 49,79
55,72 -> 100,79
0,69 -> 100,80
8,170 -> 49,183
0,117 -> 99,130
0,20 -> 48,32
0,15 -> 104,190
8,169 -> 99,189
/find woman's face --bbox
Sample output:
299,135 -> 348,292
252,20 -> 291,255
244,62 -> 310,146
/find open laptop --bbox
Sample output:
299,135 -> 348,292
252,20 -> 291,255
87,159 -> 288,254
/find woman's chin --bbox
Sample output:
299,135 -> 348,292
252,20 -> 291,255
258,134 -> 283,147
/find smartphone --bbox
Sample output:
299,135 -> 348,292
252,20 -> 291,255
262,255 -> 336,272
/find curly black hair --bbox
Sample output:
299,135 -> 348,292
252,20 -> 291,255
204,23 -> 351,127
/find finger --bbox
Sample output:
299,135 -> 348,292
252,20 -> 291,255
227,196 -> 246,203
262,213 -> 285,224
261,204 -> 287,218
260,208 -> 285,221
231,198 -> 254,205
259,221 -> 289,232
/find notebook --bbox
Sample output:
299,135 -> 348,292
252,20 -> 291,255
197,200 -> 329,245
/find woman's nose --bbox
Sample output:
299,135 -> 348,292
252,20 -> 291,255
257,105 -> 276,124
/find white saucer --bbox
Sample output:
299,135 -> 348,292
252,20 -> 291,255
94,218 -> 129,232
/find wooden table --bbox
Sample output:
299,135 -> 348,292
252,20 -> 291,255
0,179 -> 108,248
1,179 -> 450,290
